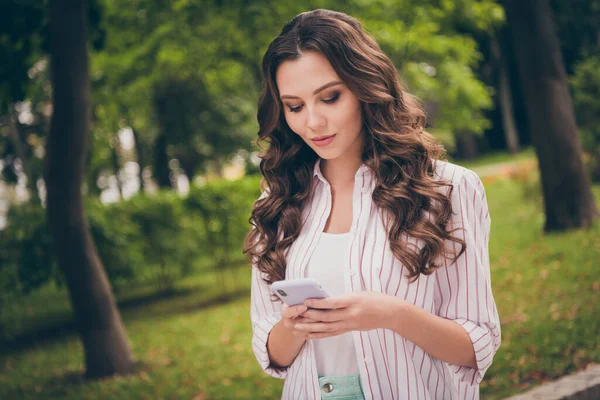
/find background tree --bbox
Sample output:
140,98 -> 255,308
504,0 -> 598,231
348,0 -> 503,158
91,0 -> 504,183
489,30 -> 519,154
571,55 -> 600,182
0,1 -> 46,202
44,0 -> 133,377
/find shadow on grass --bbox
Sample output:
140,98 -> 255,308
0,359 -> 154,399
1,286 -> 250,356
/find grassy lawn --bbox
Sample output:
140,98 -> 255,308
1,161 -> 599,399
453,146 -> 536,170
477,171 -> 600,398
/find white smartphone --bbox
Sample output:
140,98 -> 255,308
270,278 -> 331,309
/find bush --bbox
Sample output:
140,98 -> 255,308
116,191 -> 199,292
185,176 -> 262,289
87,199 -> 147,288
0,176 -> 263,298
0,203 -> 57,295
186,175 -> 261,258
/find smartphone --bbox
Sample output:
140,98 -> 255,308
270,278 -> 331,309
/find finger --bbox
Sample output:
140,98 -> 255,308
302,308 -> 346,322
295,321 -> 346,333
293,304 -> 308,316
284,316 -> 316,330
282,304 -> 307,319
304,296 -> 346,310
288,316 -> 321,325
286,322 -> 312,338
294,316 -> 320,323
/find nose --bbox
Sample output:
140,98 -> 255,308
305,107 -> 326,131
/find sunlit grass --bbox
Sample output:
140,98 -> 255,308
0,266 -> 271,400
478,171 -> 600,399
454,146 -> 535,170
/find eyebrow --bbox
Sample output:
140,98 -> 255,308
280,80 -> 344,100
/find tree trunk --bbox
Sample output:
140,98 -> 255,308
490,34 -> 519,154
6,113 -> 39,200
84,132 -> 101,197
153,133 -> 171,189
130,127 -> 145,193
176,149 -> 201,184
505,0 -> 598,231
454,131 -> 479,160
88,167 -> 102,197
45,0 -> 133,378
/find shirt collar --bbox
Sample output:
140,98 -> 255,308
312,158 -> 373,185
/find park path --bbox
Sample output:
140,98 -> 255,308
504,363 -> 600,400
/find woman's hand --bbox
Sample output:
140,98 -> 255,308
293,291 -> 403,339
280,303 -> 322,340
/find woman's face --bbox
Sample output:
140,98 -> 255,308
275,51 -> 364,161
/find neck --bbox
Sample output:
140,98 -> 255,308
321,132 -> 365,190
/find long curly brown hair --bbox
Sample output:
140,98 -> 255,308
243,9 -> 466,287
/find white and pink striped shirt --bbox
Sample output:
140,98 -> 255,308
250,158 -> 501,400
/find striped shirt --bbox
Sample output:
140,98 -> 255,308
250,158 -> 501,400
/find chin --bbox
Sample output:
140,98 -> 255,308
313,148 -> 342,160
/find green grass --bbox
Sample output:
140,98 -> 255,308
0,261 -> 248,342
452,146 -> 536,170
478,172 -> 600,398
1,162 -> 599,399
0,266 -> 278,400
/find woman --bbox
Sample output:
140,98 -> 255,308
244,9 -> 501,400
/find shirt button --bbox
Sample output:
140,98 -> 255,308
322,382 -> 334,393
349,269 -> 357,276
364,357 -> 371,363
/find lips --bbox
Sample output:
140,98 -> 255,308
311,134 -> 336,142
311,134 -> 336,148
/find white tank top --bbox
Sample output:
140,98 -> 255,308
305,231 -> 360,376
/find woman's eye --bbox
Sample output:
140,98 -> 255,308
286,93 -> 340,113
323,93 -> 340,104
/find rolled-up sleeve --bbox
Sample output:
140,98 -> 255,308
249,189 -> 288,379
434,170 -> 501,386
250,265 -> 288,379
